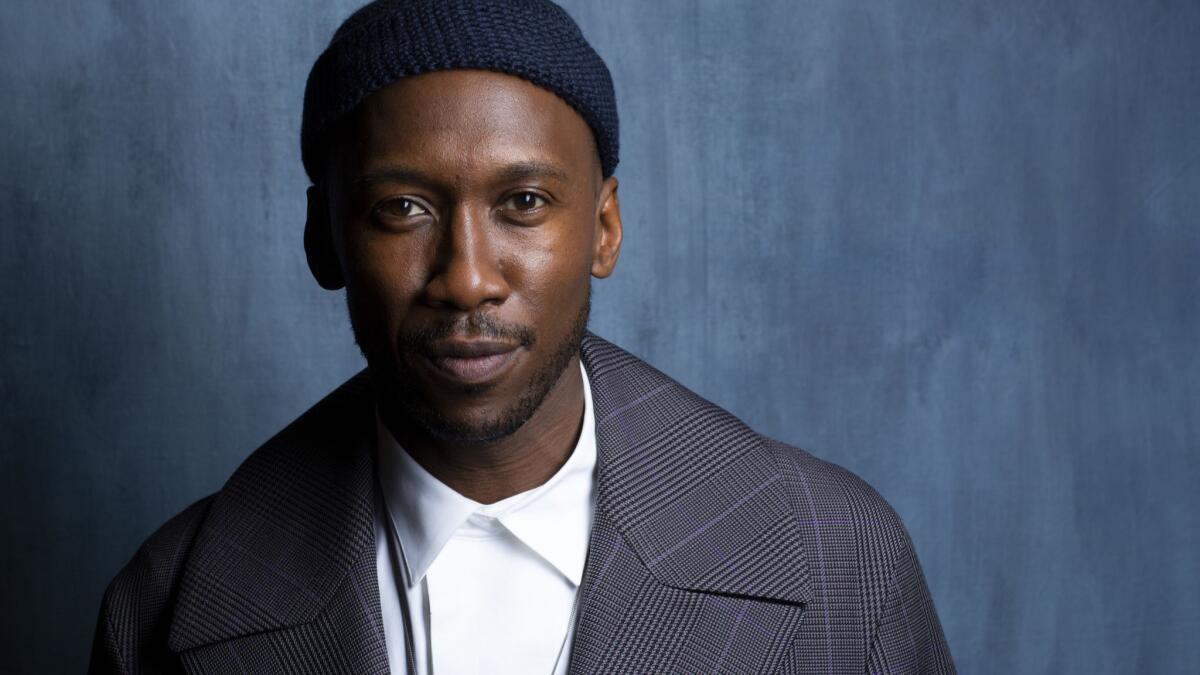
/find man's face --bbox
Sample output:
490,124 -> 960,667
311,69 -> 621,444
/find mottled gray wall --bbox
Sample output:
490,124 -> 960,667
2,1 -> 1197,672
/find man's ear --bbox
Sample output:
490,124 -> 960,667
305,185 -> 345,290
591,176 -> 623,279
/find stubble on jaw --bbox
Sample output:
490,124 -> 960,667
350,288 -> 591,446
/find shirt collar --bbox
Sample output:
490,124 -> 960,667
376,361 -> 597,588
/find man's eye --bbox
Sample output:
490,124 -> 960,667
502,192 -> 546,212
374,197 -> 430,218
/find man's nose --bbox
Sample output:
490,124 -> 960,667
422,204 -> 510,311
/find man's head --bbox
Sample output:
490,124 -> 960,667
301,0 -> 622,445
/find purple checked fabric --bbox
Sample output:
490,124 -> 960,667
91,333 -> 954,674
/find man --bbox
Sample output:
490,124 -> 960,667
91,0 -> 954,673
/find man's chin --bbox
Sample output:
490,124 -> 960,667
405,402 -> 532,446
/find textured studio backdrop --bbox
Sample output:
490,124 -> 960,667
2,1 -> 1198,673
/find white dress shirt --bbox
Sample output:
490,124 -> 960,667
374,362 -> 597,675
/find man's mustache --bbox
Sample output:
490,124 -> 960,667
397,313 -> 536,353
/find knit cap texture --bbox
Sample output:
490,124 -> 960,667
301,0 -> 619,182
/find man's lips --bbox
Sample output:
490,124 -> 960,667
421,339 -> 522,384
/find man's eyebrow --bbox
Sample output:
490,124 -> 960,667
492,161 -> 571,184
352,161 -> 571,188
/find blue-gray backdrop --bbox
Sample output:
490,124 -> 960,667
2,1 -> 1197,673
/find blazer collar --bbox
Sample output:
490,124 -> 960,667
579,333 -> 810,605
166,371 -> 380,654
166,332 -> 810,654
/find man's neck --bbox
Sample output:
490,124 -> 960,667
379,357 -> 586,504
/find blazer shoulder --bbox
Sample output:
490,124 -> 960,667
758,437 -> 919,590
760,436 -> 910,538
761,437 -> 955,671
132,494 -> 216,570
90,494 -> 215,674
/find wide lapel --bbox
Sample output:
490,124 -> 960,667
569,334 -> 812,674
166,371 -> 390,674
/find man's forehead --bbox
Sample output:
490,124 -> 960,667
335,70 -> 601,187
361,70 -> 585,136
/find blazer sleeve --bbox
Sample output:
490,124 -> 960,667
89,596 -> 119,674
88,496 -> 214,675
90,577 -> 139,675
865,520 -> 956,674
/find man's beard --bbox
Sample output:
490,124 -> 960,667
351,289 -> 590,445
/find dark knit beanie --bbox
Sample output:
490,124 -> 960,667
301,0 -> 619,183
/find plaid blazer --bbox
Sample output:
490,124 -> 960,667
91,333 -> 954,674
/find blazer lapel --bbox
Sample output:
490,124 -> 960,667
569,334 -> 812,674
163,332 -> 811,673
166,372 -> 390,674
